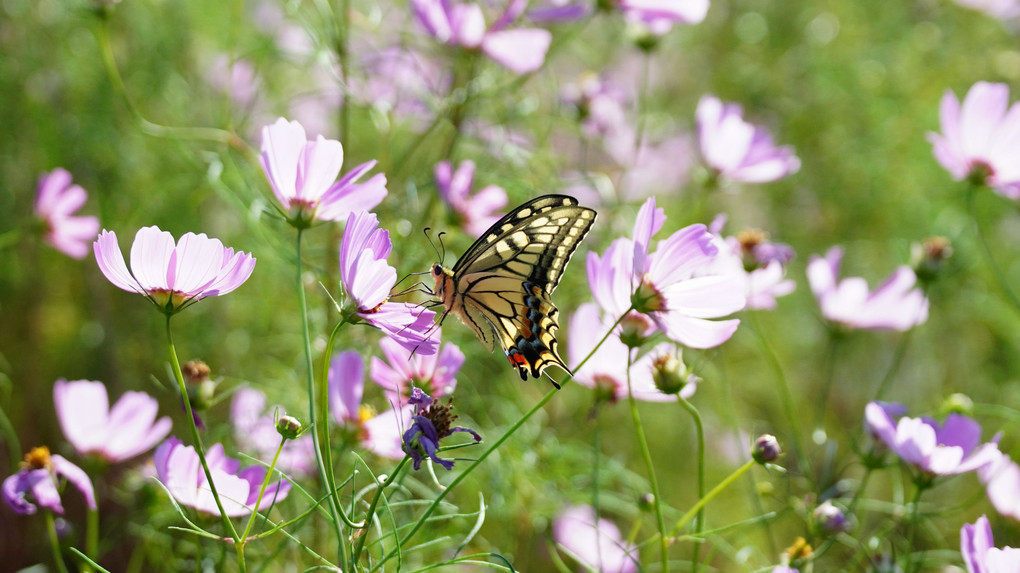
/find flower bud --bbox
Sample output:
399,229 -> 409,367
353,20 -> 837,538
911,236 -> 952,282
940,393 -> 974,417
182,360 -> 217,411
651,353 -> 699,397
638,493 -> 656,512
276,415 -> 303,440
813,500 -> 849,534
752,434 -> 781,464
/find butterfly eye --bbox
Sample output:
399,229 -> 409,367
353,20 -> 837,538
431,264 -> 443,276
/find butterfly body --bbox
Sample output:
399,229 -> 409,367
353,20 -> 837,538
431,195 -> 597,382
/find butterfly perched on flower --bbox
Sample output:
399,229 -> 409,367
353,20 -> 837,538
431,195 -> 597,384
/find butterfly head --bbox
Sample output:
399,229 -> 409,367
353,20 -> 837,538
431,264 -> 454,301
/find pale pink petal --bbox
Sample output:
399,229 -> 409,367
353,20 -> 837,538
94,230 -> 144,293
170,233 -> 225,295
652,312 -> 740,349
481,29 -> 551,74
129,226 -> 177,291
54,380 -> 110,454
329,351 -> 365,424
51,455 -> 97,510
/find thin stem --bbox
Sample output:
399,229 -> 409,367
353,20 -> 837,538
670,460 -> 756,537
677,397 -> 705,573
320,317 -> 362,532
235,542 -> 247,573
873,331 -> 911,401
968,183 -> 1020,315
0,401 -> 21,468
295,228 -> 348,564
336,0 -> 351,147
625,351 -> 668,572
748,311 -> 809,478
85,507 -> 99,572
165,315 -> 238,540
351,457 -> 411,564
45,510 -> 71,573
370,306 -> 635,572
241,437 -> 286,542
905,479 -> 929,573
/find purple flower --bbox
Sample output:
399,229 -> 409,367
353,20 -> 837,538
696,95 -> 800,184
154,437 -> 291,517
618,0 -> 709,33
807,246 -> 929,331
53,379 -> 171,463
961,515 -> 1020,573
552,505 -> 639,573
864,402 -> 1000,476
2,446 -> 96,515
34,168 -> 100,259
979,453 -> 1020,521
340,211 -> 438,354
328,351 -> 413,459
370,329 -> 464,400
259,117 -> 387,225
401,388 -> 480,470
771,568 -> 799,573
586,196 -> 745,348
93,226 -> 256,314
230,388 -> 316,477
434,161 -> 509,237
707,215 -> 796,311
411,0 -> 552,74
568,303 -> 688,403
561,73 -> 630,139
928,82 -> 1020,200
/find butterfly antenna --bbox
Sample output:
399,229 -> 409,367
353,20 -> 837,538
424,227 -> 444,265
438,231 -> 447,265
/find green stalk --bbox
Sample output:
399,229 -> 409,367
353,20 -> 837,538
165,315 -> 239,542
967,182 -> 1020,315
351,457 -> 411,564
240,437 -> 286,542
85,507 -> 99,572
625,351 -> 668,571
45,510 -> 70,573
670,460 -> 756,537
678,397 -> 705,573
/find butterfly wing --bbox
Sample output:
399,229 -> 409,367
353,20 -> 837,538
448,195 -> 597,380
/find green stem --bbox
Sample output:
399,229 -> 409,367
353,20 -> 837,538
295,228 -> 348,565
0,400 -> 21,468
967,183 -> 1020,315
370,306 -> 635,571
336,0 -> 350,147
320,317 -> 362,532
351,457 -> 410,564
678,397 -> 705,573
235,542 -> 247,573
873,331 -> 911,401
85,507 -> 99,572
241,437 -> 286,542
905,478 -> 930,573
670,460 -> 756,537
625,352 -> 668,572
165,315 -> 238,540
45,510 -> 70,573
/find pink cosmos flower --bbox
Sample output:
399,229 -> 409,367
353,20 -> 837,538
708,215 -> 795,310
928,82 -> 1020,200
53,379 -> 171,463
979,453 -> 1020,521
961,515 -> 1020,573
807,246 -> 929,331
329,351 -> 413,459
230,388 -> 316,477
259,117 -> 387,225
696,95 -> 800,184
864,402 -> 1000,476
93,226 -> 256,314
154,437 -> 291,517
411,0 -> 552,74
370,330 -> 464,400
34,168 -> 100,259
568,303 -> 692,402
586,196 -> 745,348
618,0 -> 709,32
434,161 -> 509,237
561,73 -> 630,139
340,211 -> 438,354
2,446 -> 96,515
553,505 -> 639,573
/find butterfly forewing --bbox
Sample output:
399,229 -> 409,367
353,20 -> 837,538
437,194 -> 597,382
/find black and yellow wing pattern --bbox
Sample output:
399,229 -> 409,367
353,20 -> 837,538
431,195 -> 597,382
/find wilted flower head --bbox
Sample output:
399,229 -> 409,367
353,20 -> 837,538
434,161 -> 509,237
411,0 -> 552,74
2,446 -> 96,515
928,82 -> 1020,199
54,379 -> 171,463
231,388 -> 315,477
260,117 -> 387,226
587,196 -> 745,348
370,330 -> 464,400
93,226 -> 256,314
34,168 -> 100,259
864,402 -> 1000,476
154,437 -> 291,517
339,211 -> 438,354
961,515 -> 1020,573
568,302 -> 688,403
807,246 -> 929,331
552,505 -> 639,573
401,388 -> 480,470
696,95 -> 800,184
329,350 -> 413,459
708,215 -> 796,310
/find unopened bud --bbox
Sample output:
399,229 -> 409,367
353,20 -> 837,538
182,360 -> 211,384
813,500 -> 849,534
638,493 -> 656,512
752,434 -> 782,464
940,393 -> 974,417
276,415 -> 303,440
911,236 -> 952,282
652,353 -> 699,396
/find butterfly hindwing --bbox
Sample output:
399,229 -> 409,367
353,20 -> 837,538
435,194 -> 597,382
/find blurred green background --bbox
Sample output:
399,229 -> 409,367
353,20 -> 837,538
3,0 -> 1020,570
